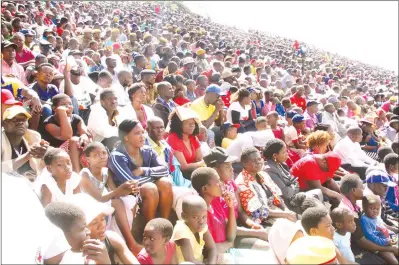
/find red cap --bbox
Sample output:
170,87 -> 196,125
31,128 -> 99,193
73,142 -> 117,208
1,89 -> 22,106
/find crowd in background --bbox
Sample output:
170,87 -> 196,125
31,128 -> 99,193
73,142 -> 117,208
1,0 -> 399,264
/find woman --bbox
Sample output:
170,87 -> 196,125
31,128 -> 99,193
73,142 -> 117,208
226,88 -> 255,133
250,88 -> 264,117
121,83 -> 154,130
108,119 -> 173,223
142,44 -> 159,71
290,152 -> 343,207
268,218 -> 305,264
56,17 -> 69,37
263,139 -> 323,209
235,147 -> 298,228
360,119 -> 380,160
167,106 -> 204,179
314,123 -> 340,150
306,130 -> 332,154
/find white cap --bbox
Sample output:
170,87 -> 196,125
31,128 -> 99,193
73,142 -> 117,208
66,194 -> 114,224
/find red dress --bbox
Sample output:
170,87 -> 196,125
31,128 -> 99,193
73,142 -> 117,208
167,133 -> 200,164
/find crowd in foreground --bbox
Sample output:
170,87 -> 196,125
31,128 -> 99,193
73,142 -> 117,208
1,0 -> 399,264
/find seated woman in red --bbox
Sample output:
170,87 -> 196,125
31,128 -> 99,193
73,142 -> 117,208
290,152 -> 342,207
166,106 -> 204,180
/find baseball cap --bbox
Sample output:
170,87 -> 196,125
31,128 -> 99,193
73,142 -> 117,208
222,122 -> 240,131
327,97 -> 339,104
1,40 -> 17,50
66,193 -> 114,224
306,100 -> 319,107
3,105 -> 31,120
292,114 -> 305,123
286,236 -> 337,264
20,29 -> 35,36
366,169 -> 397,187
205,84 -> 226,96
204,147 -> 238,167
140,69 -> 156,76
1,89 -> 22,106
286,111 -> 297,119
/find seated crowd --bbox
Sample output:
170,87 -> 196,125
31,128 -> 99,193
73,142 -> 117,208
2,0 -> 399,264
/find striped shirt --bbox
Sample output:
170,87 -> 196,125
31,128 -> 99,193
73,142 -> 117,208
108,144 -> 168,187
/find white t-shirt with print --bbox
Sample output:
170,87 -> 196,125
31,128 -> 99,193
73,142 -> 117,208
227,101 -> 252,124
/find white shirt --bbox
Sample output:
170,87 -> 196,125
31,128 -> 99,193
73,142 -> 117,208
60,77 -> 97,109
112,83 -> 130,107
334,136 -> 377,167
226,101 -> 251,124
119,103 -> 154,123
87,103 -> 124,142
321,111 -> 346,137
333,232 -> 355,262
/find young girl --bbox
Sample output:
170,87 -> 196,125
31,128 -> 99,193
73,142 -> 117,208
172,195 -> 217,264
267,111 -> 285,142
79,142 -> 142,255
251,88 -> 264,117
331,208 -> 357,263
138,218 -> 178,264
34,148 -> 81,207
42,94 -> 91,172
361,120 -> 381,160
360,195 -> 398,264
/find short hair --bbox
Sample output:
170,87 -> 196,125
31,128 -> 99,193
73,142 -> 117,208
133,54 -> 145,64
384,153 -> 399,172
185,79 -> 195,86
256,116 -> 267,124
191,167 -> 218,195
330,208 -> 351,227
45,201 -> 85,232
163,75 -> 177,86
117,69 -> 131,79
263,138 -> 285,160
377,146 -> 393,162
306,131 -> 331,150
301,206 -> 330,234
290,193 -> 324,215
340,174 -> 362,195
51,94 -> 70,107
11,32 -> 24,40
196,75 -> 207,83
145,218 -> 173,238
37,63 -> 54,72
240,147 -> 259,164
99,88 -> 116,101
147,116 -> 164,129
84,142 -> 107,157
362,194 -> 381,210
98,70 -> 113,80
43,148 -> 66,165
346,126 -> 362,136
118,119 -> 140,142
156,81 -> 171,94
392,141 -> 399,154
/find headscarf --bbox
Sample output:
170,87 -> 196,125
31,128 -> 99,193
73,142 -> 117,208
268,218 -> 304,264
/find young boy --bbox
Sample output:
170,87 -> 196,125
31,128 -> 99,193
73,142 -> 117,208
330,208 -> 356,262
221,122 -> 240,149
255,116 -> 268,131
198,125 -> 211,156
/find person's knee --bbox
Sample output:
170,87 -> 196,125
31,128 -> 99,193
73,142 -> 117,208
156,177 -> 173,193
140,182 -> 158,198
42,104 -> 52,117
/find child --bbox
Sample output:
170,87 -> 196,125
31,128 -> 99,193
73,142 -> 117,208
34,148 -> 81,207
42,94 -> 91,172
330,208 -> 356,262
360,195 -> 398,264
284,112 -> 306,158
255,116 -> 268,131
221,122 -> 239,149
185,79 -> 196,102
267,111 -> 285,142
45,201 -> 109,265
79,142 -> 142,255
138,218 -> 178,264
198,125 -> 211,156
301,206 -> 355,265
172,195 -> 217,264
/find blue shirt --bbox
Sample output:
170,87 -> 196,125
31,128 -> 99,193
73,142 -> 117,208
156,96 -> 176,112
360,215 -> 391,246
386,175 -> 399,213
108,144 -> 168,187
28,82 -> 59,102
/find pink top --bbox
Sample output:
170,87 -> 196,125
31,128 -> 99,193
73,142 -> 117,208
381,101 -> 391,113
137,241 -> 176,265
1,59 -> 28,85
167,132 -> 200,164
208,197 -> 228,243
15,48 -> 35,64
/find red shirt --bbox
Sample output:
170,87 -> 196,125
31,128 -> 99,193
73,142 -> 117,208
56,27 -> 64,37
208,198 -> 227,243
15,48 -> 35,64
201,69 -> 213,81
137,242 -> 176,264
221,90 -> 231,108
290,155 -> 334,190
290,92 -> 306,111
155,70 -> 164,83
174,96 -> 191,106
167,132 -> 200,164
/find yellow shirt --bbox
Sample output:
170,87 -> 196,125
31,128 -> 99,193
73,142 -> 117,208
172,221 -> 207,264
147,137 -> 166,163
222,137 -> 233,149
190,97 -> 216,122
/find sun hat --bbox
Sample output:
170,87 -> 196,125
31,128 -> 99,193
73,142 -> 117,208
3,105 -> 31,120
286,236 -> 337,264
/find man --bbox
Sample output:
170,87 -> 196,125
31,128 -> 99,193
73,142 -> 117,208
195,75 -> 209,98
157,46 -> 173,70
196,48 -> 210,73
380,119 -> 399,143
77,28 -> 93,51
152,81 -> 176,127
1,40 -> 28,85
105,56 -> 118,84
132,54 -> 146,83
201,60 -> 224,81
304,100 -> 319,131
115,70 -> 133,107
290,85 -> 306,111
281,68 -> 294,89
87,89 -> 123,150
11,33 -> 35,67
334,126 -> 379,179
2,105 -> 48,177
140,69 -> 157,105
123,33 -> 141,54
176,57 -> 195,80
62,38 -> 79,60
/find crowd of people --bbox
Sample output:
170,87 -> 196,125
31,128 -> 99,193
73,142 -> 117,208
2,0 -> 399,264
